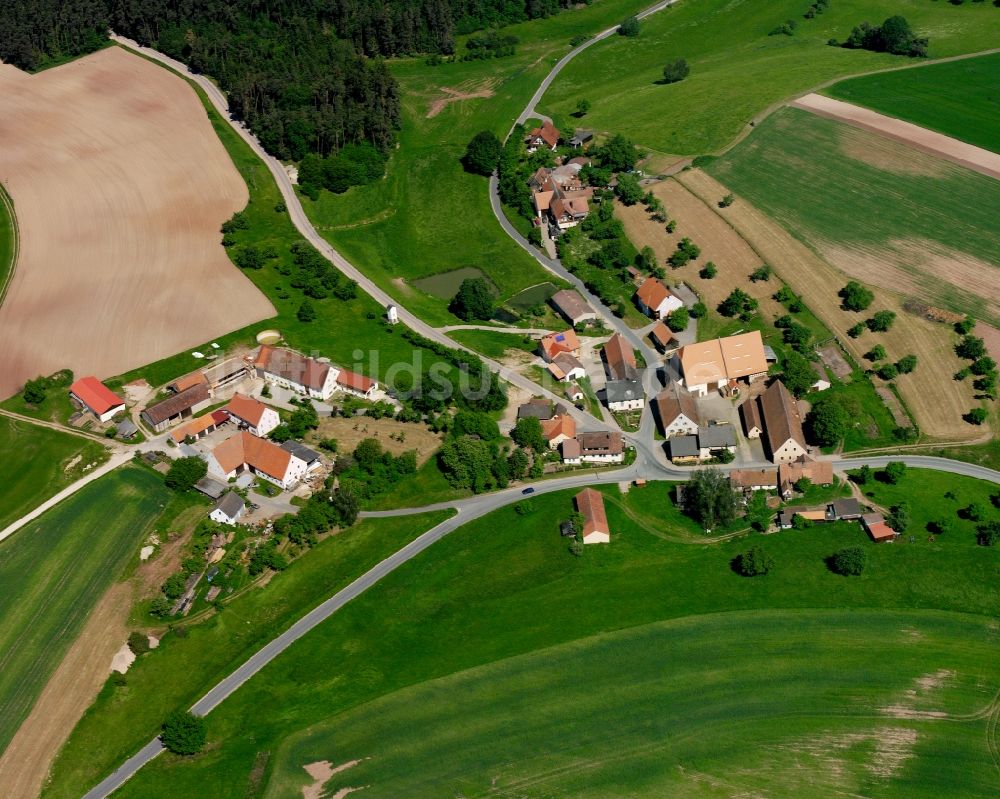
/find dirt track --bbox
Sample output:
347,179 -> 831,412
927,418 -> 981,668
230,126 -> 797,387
791,94 -> 1000,182
0,583 -> 130,799
0,47 -> 275,398
677,169 -> 977,441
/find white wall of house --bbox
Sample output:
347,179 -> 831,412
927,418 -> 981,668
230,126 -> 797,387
699,444 -> 737,459
336,381 -> 378,400
547,433 -> 573,450
580,452 -> 624,464
654,296 -> 684,319
210,507 -> 243,526
663,414 -> 698,438
608,398 -> 645,412
562,366 -> 587,382
745,424 -> 762,439
772,439 -> 808,463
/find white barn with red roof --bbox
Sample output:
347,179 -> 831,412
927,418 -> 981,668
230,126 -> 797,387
336,369 -> 378,399
70,376 -> 125,422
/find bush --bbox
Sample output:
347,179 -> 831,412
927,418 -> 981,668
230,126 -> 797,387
22,377 -> 47,405
964,407 -> 988,425
737,546 -> 774,576
838,281 -> 874,312
831,545 -> 866,576
668,238 -> 701,268
883,461 -> 907,484
806,394 -> 849,446
719,193 -> 735,208
619,15 -> 641,36
866,310 -> 896,332
896,354 -> 917,374
749,264 -> 772,282
865,345 -> 887,362
449,278 -> 495,321
164,457 -> 207,492
847,323 -> 865,338
296,299 -> 317,323
666,307 -> 689,333
699,262 -> 717,279
689,301 -> 707,319
661,58 -> 690,83
877,363 -> 898,381
462,130 -> 502,176
127,631 -> 151,655
978,521 -> 1000,547
161,711 -> 207,755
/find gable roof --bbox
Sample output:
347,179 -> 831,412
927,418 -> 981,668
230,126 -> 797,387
655,384 -> 699,428
649,321 -> 678,349
780,458 -> 833,487
213,491 -> 245,520
606,378 -> 643,404
729,469 -> 779,489
603,332 -> 638,381
669,435 -> 699,457
70,376 -> 124,415
212,431 -> 292,481
552,351 -> 585,374
170,412 -> 219,443
635,277 -> 674,311
255,346 -> 331,391
550,196 -> 589,220
170,371 -> 208,393
561,438 -> 581,458
577,430 -> 623,454
226,393 -> 270,427
143,383 -> 211,425
528,120 -> 560,148
758,380 -> 806,455
574,487 -> 609,537
540,329 -> 580,360
541,415 -> 576,441
280,440 -> 322,463
678,331 -> 767,385
698,425 -> 737,448
740,394 -> 763,434
517,400 -> 553,420
336,369 -> 376,393
550,289 -> 594,322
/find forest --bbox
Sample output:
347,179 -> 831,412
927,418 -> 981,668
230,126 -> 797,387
0,0 -> 584,162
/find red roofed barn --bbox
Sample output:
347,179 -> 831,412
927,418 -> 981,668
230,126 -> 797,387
70,376 -> 125,422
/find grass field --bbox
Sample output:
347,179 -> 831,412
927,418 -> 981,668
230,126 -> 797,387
0,184 -> 16,304
0,417 -> 109,532
44,510 -> 452,798
539,0 -> 1000,157
299,0 -> 655,326
825,51 -> 1000,155
447,329 -> 538,360
0,466 -> 167,756
704,107 -> 1000,325
72,470 -> 1000,798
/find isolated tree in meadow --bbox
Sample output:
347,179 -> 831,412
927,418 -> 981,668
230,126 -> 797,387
719,193 -> 735,208
164,457 -> 207,492
866,310 -> 896,332
895,354 -> 918,374
575,99 -> 591,117
661,58 -> 690,83
955,335 -> 986,361
965,407 -> 988,425
749,264 -> 772,283
296,299 -> 317,323
161,711 -> 207,756
449,278 -> 495,321
883,461 -> 907,484
690,301 -> 707,318
838,281 -> 874,312
887,501 -> 911,532
699,262 -> 717,279
462,130 -> 503,176
847,323 -> 866,338
877,363 -> 898,381
683,468 -> 738,530
806,394 -> 849,446
22,378 -> 47,405
978,520 -> 1000,547
831,545 -> 867,576
619,15 -> 641,36
865,344 -> 887,362
737,545 -> 774,576
854,465 -> 873,485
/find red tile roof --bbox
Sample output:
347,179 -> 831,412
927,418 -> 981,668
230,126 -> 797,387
575,487 -> 609,538
255,346 -> 330,391
603,332 -> 637,380
212,431 -> 291,481
226,393 -> 269,427
540,329 -> 580,360
70,376 -> 124,415
635,277 -> 673,311
528,120 -> 560,149
336,369 -> 376,393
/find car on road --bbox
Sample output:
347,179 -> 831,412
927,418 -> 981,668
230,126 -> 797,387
522,487 -> 535,495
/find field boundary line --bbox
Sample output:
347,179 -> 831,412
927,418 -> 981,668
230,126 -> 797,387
0,183 -> 19,310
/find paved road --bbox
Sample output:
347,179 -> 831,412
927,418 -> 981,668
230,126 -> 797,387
109,35 -> 608,436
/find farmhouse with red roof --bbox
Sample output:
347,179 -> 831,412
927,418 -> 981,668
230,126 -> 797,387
70,376 -> 125,422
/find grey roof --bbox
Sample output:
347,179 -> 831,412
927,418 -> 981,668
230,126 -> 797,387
550,289 -> 594,322
698,425 -> 737,448
212,491 -> 245,519
517,400 -> 553,420
829,498 -> 862,518
570,129 -> 594,144
195,476 -> 227,499
280,440 -> 322,463
669,435 -> 699,458
605,378 -> 643,404
763,345 -> 778,362
116,419 -> 138,437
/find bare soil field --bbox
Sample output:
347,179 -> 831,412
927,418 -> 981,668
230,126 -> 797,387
677,169 -> 977,441
311,417 -> 443,465
0,47 -> 275,399
426,79 -> 498,118
0,582 -> 129,799
617,180 -> 785,322
791,94 -> 1000,181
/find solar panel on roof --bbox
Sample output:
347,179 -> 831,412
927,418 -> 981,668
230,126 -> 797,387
555,334 -> 565,342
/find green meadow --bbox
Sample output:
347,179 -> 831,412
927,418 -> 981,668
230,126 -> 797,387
0,184 -> 15,300
705,107 -> 1000,324
826,51 -> 1000,154
299,0 -> 658,325
0,466 -> 167,755
0,417 -> 109,532
44,510 -> 452,798
69,470 -> 1000,798
540,0 -> 1000,156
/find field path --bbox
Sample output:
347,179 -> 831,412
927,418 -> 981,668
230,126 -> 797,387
0,582 -> 130,799
791,94 -> 1000,181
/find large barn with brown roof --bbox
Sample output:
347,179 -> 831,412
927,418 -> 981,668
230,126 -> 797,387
574,487 -> 610,544
740,380 -> 808,464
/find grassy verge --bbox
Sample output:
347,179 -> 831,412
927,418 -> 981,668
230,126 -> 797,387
825,51 -> 1000,154
446,329 -> 537,360
298,0 -> 658,327
0,466 -> 168,754
362,458 -> 469,510
44,510 -> 452,798
91,470 -> 1000,797
540,0 -> 1000,155
0,416 -> 109,531
0,184 -> 16,306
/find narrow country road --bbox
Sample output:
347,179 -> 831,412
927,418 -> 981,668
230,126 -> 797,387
110,34 -> 609,436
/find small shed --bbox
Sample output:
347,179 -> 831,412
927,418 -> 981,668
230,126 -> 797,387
210,491 -> 246,526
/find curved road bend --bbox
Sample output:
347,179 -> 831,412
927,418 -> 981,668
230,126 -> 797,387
110,35 -> 608,435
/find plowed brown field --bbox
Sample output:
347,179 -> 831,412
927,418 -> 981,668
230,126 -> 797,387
0,47 -> 274,398
677,169 -> 977,441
